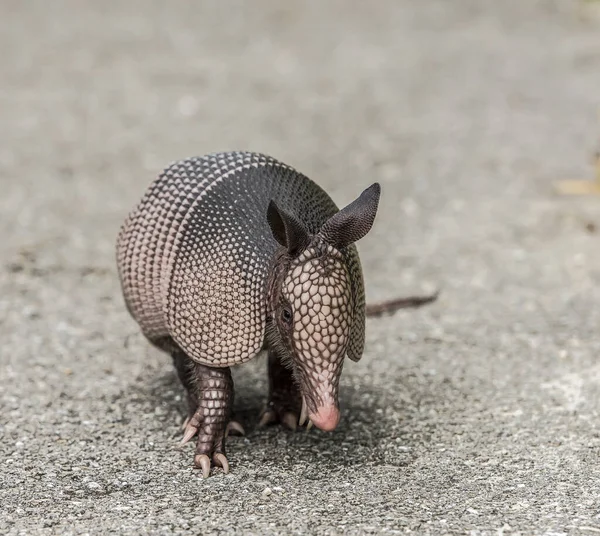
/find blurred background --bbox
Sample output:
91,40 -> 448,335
1,1 -> 600,534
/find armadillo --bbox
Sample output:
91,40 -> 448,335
116,151 -> 434,477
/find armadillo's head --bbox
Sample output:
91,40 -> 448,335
265,183 -> 380,431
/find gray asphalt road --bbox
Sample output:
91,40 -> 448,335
1,1 -> 600,534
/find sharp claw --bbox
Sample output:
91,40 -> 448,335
194,454 -> 211,478
181,416 -> 191,431
213,453 -> 230,474
282,412 -> 298,431
306,419 -> 314,431
259,409 -> 277,427
299,397 -> 308,426
180,425 -> 197,446
226,421 -> 245,436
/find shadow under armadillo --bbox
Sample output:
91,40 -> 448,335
128,354 -> 433,472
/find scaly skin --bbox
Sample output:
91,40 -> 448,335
175,359 -> 243,478
172,351 -> 198,424
117,153 -> 439,476
259,292 -> 441,430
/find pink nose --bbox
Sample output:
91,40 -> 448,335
309,405 -> 340,431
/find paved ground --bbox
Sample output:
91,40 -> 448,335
1,1 -> 600,534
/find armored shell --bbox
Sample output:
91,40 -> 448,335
116,152 -> 366,366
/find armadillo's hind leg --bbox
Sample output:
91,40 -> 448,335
259,351 -> 303,430
178,362 -> 237,478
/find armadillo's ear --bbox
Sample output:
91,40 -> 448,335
319,183 -> 381,249
267,200 -> 310,256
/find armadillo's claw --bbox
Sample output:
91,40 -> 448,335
181,416 -> 191,431
226,420 -> 245,437
194,454 -> 211,478
183,418 -> 238,476
258,407 -> 299,431
306,419 -> 314,431
180,424 -> 198,446
213,453 -> 230,474
258,407 -> 309,431
282,412 -> 298,431
192,452 -> 229,478
298,397 -> 308,427
258,408 -> 278,427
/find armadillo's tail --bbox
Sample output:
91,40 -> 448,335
366,290 -> 439,318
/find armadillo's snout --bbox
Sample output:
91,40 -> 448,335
309,405 -> 340,431
300,391 -> 341,431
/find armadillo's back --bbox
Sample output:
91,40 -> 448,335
116,152 -> 365,366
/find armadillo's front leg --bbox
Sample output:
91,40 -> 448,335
172,351 -> 198,429
259,350 -> 303,430
173,351 -> 244,437
180,362 -> 235,477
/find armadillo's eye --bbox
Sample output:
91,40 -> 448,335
281,307 -> 293,324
